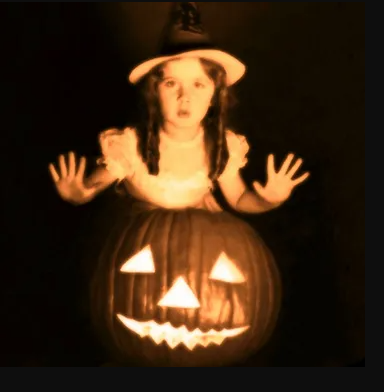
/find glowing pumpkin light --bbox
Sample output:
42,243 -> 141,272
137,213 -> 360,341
90,208 -> 282,367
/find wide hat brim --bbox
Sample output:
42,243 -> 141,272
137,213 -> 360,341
128,48 -> 246,86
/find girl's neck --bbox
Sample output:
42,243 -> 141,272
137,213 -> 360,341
161,122 -> 203,143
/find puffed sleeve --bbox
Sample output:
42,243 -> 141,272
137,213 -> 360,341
96,127 -> 139,181
220,129 -> 250,180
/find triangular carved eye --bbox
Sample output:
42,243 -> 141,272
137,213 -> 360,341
209,252 -> 246,283
120,245 -> 156,273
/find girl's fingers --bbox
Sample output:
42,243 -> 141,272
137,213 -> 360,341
48,163 -> 60,182
253,181 -> 265,196
267,154 -> 276,177
68,151 -> 76,179
292,171 -> 310,186
58,154 -> 68,177
287,158 -> 303,179
279,153 -> 295,175
76,156 -> 86,179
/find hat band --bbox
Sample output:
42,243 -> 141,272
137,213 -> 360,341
159,40 -> 218,57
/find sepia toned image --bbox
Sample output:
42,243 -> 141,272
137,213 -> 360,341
2,2 -> 364,367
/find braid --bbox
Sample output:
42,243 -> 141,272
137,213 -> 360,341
147,119 -> 160,174
137,67 -> 162,175
204,63 -> 230,182
215,86 -> 229,179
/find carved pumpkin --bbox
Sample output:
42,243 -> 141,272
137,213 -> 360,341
90,208 -> 281,367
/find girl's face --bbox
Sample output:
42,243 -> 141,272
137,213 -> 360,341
158,57 -> 215,130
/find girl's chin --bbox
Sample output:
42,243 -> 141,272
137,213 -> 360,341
170,117 -> 200,128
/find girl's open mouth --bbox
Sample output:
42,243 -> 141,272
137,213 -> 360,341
177,109 -> 191,118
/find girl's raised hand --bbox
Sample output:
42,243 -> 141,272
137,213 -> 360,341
253,153 -> 310,206
48,152 -> 97,205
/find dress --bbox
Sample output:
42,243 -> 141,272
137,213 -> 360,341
97,126 -> 250,211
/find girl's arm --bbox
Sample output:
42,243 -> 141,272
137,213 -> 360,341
218,130 -> 279,214
218,153 -> 310,213
84,165 -> 118,194
218,131 -> 309,213
218,172 -> 280,214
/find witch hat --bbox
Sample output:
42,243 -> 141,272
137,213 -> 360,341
128,2 -> 246,86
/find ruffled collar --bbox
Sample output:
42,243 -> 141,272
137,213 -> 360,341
159,126 -> 204,148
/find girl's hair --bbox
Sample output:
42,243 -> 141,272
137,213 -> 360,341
133,58 -> 236,182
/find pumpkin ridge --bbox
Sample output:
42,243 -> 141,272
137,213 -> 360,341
185,209 -> 196,328
125,211 -> 155,320
140,211 -> 163,319
111,224 -> 131,334
242,222 -> 281,349
247,222 -> 263,327
192,209 -> 204,330
163,210 -> 175,323
219,215 -> 232,329
108,221 -> 134,353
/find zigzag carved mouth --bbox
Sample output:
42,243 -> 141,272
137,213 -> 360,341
116,314 -> 249,350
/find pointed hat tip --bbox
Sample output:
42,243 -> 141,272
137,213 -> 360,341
168,2 -> 205,35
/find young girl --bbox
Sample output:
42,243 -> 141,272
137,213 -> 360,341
48,4 -> 309,214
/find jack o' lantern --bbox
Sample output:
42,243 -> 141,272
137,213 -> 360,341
90,208 -> 281,367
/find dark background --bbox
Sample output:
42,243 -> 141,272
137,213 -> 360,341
1,2 -> 364,366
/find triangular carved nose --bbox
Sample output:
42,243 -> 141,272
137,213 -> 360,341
157,277 -> 200,309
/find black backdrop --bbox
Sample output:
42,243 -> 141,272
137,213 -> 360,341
1,2 -> 364,366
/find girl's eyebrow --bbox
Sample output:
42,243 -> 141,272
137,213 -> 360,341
195,76 -> 210,83
162,75 -> 210,82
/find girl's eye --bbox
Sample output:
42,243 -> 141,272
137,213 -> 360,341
164,80 -> 176,88
195,82 -> 205,88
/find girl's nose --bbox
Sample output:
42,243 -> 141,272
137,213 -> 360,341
178,86 -> 192,102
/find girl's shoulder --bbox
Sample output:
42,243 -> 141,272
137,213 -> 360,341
218,129 -> 250,179
98,126 -> 138,145
97,126 -> 141,180
98,126 -> 141,160
225,128 -> 250,158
